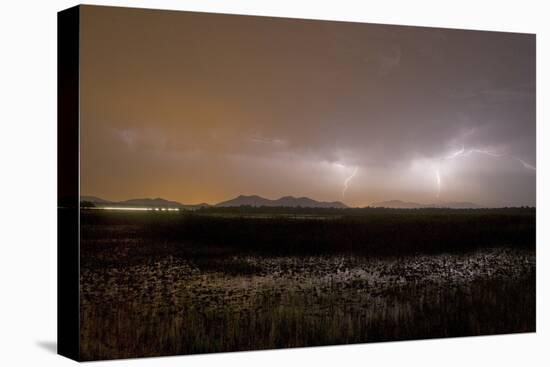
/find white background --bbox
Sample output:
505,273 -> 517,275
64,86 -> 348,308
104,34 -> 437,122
0,0 -> 548,365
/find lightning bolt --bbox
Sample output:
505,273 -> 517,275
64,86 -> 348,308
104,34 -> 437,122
445,146 -> 535,170
515,157 -> 536,171
342,167 -> 358,198
435,145 -> 536,198
436,169 -> 441,199
446,145 -> 465,159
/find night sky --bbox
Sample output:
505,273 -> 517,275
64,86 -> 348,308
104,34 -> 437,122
80,6 -> 535,207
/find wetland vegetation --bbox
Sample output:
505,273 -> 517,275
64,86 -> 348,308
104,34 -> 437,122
79,208 -> 535,360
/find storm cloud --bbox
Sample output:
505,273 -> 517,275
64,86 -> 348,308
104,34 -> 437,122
80,6 -> 535,207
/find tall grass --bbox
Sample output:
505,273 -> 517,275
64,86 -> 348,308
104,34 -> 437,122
80,271 -> 535,360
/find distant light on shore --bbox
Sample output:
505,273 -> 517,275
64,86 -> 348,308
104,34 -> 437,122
95,207 -> 180,212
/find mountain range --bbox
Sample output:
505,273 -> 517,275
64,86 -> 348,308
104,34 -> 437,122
80,195 -> 348,209
370,199 -> 482,209
81,195 -> 481,210
80,196 -> 210,210
215,195 -> 347,208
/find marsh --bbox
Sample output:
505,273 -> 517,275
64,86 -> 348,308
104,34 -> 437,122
79,208 -> 535,360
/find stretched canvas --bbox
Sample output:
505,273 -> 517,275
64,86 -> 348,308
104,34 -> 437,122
58,5 -> 536,361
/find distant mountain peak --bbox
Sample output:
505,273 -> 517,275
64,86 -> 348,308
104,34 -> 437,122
80,195 -> 211,209
120,197 -> 184,206
371,199 -> 481,209
80,195 -> 113,204
216,194 -> 347,208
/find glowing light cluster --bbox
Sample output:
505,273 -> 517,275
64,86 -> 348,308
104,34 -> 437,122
98,207 -> 180,212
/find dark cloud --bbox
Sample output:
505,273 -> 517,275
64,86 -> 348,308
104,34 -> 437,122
80,6 -> 535,206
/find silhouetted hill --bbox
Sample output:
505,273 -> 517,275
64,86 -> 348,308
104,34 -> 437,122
79,196 -> 210,209
80,195 -> 113,204
430,201 -> 482,209
119,198 -> 184,207
371,200 -> 424,209
182,203 -> 211,210
216,195 -> 348,208
371,199 -> 481,209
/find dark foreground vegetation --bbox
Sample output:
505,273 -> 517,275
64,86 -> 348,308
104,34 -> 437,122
79,208 -> 535,360
81,208 -> 534,262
